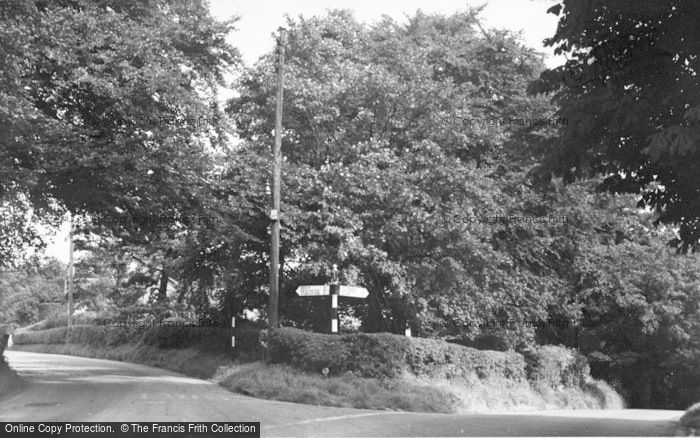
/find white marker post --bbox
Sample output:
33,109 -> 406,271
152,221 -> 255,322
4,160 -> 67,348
330,265 -> 339,334
231,316 -> 236,349
330,285 -> 339,334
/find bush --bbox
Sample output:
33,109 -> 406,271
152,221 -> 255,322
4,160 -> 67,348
15,325 -> 593,392
268,327 -> 528,381
267,327 -> 410,378
26,311 -> 105,331
408,336 -> 526,381
12,324 -> 265,360
14,327 -> 68,344
450,334 -> 511,352
522,345 -> 590,388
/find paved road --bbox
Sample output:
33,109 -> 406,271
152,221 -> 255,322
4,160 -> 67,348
0,351 -> 683,437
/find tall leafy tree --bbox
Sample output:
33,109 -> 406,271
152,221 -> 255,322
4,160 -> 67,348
0,0 -> 240,261
227,9 -> 566,335
529,0 -> 700,252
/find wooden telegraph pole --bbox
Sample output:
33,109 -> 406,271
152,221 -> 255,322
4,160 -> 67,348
269,27 -> 286,330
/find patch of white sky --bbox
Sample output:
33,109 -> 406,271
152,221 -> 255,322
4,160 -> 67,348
215,0 -> 563,69
43,0 -> 563,263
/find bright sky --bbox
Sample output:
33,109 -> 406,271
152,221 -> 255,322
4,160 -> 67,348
43,0 -> 563,263
212,0 -> 564,68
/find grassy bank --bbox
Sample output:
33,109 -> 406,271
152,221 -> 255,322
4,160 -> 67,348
12,325 -> 625,412
213,362 -> 622,413
213,362 -> 459,412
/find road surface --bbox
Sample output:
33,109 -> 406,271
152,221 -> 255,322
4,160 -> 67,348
0,351 -> 683,436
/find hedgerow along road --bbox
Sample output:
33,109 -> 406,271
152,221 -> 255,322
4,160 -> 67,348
0,351 -> 683,436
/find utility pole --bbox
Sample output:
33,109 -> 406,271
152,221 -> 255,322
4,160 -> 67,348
67,213 -> 74,327
269,27 -> 286,330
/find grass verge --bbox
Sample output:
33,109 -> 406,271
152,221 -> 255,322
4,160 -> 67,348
214,362 -> 458,412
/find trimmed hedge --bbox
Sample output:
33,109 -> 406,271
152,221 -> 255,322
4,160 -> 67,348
268,327 -> 528,381
267,328 -> 409,378
14,325 -> 591,388
13,325 -> 265,359
407,336 -> 526,381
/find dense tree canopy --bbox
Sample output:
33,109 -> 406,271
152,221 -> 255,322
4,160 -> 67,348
227,9 -> 568,336
0,257 -> 64,325
0,0 -> 240,263
529,0 -> 700,252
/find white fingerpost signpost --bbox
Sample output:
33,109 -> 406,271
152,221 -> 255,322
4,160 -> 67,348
295,264 -> 369,334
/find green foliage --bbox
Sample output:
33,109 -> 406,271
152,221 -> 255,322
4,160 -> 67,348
3,2 -> 698,412
15,325 -> 622,411
27,311 -> 101,331
227,7 -> 563,337
1,0 -> 239,218
522,345 -> 590,388
527,184 -> 700,408
0,0 -> 243,280
0,196 -> 46,268
267,327 -> 558,384
219,362 -> 459,413
13,324 -> 266,360
0,258 -> 64,325
530,0 -> 700,251
407,336 -> 526,381
267,327 -> 406,378
581,380 -> 626,410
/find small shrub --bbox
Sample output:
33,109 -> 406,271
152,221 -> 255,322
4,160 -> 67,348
407,336 -> 526,381
522,345 -> 590,388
